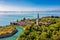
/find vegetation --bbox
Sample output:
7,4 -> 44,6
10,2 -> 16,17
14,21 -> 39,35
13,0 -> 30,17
0,25 -> 17,35
17,16 -> 60,40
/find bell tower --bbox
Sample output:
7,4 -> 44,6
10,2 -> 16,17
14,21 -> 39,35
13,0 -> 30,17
36,13 -> 39,26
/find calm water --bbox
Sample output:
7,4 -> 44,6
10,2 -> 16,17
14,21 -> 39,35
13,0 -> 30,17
0,12 -> 60,40
0,26 -> 23,40
0,12 -> 60,26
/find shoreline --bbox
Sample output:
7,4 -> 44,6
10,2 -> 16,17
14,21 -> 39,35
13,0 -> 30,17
0,25 -> 18,39
15,25 -> 24,40
0,29 -> 18,38
16,30 -> 24,40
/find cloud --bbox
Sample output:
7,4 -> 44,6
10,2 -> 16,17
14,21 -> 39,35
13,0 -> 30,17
0,4 -> 60,11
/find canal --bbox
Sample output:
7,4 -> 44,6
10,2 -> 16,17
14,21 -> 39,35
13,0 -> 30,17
0,26 -> 23,40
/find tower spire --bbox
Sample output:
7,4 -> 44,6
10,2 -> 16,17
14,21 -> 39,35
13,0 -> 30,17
36,13 -> 39,26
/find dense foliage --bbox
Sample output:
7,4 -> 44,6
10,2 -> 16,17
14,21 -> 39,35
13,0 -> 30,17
17,16 -> 60,40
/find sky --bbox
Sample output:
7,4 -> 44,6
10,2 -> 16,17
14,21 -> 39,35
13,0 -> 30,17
0,0 -> 60,11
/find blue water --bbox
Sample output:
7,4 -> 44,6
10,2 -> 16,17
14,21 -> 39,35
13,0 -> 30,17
0,12 -> 60,40
0,12 -> 60,26
0,26 -> 23,40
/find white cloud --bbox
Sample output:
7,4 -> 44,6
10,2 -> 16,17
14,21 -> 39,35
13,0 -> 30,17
0,4 -> 60,11
0,4 -> 60,15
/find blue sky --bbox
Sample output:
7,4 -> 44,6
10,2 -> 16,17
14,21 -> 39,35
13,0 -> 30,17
1,0 -> 60,6
0,0 -> 60,11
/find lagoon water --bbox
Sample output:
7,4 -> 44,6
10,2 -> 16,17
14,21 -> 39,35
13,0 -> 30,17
0,12 -> 60,26
0,12 -> 60,40
0,25 -> 23,40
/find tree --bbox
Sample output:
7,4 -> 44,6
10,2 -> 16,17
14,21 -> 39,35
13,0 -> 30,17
23,17 -> 26,20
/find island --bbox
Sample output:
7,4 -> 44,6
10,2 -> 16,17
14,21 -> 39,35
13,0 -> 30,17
0,13 -> 60,40
0,25 -> 17,38
13,15 -> 60,40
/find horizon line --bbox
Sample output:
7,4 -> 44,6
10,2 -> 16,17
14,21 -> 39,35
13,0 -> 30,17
0,10 -> 60,13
